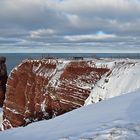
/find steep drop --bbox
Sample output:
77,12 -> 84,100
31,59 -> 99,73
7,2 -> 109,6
1,59 -> 109,130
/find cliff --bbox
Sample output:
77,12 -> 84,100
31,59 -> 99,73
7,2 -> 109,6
1,59 -> 109,130
0,57 -> 8,107
85,59 -> 140,105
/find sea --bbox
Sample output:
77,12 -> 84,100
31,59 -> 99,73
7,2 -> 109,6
0,53 -> 140,74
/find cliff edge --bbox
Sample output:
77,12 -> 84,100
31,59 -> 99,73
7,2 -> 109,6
1,58 -> 109,130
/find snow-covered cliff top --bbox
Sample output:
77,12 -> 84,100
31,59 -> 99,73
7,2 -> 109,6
85,59 -> 140,104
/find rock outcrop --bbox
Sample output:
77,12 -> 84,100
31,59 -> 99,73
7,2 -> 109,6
1,59 -> 109,130
0,57 -> 7,107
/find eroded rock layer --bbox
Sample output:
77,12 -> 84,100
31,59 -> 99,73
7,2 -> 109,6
1,59 -> 109,130
0,57 -> 7,107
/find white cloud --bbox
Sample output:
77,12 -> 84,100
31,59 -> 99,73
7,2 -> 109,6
64,33 -> 116,42
30,29 -> 57,38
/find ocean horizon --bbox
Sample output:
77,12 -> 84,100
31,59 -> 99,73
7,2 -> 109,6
0,53 -> 140,74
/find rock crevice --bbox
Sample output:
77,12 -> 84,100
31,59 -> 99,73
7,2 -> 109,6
0,57 -> 8,107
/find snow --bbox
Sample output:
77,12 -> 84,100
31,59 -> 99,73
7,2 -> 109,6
5,107 -> 21,115
0,89 -> 140,139
33,63 -> 41,73
85,59 -> 140,104
48,60 -> 70,88
0,108 -> 2,125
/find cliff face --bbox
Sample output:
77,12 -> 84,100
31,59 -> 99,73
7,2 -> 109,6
1,59 -> 109,130
0,57 -> 7,107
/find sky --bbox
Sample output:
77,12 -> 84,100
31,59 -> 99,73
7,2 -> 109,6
0,0 -> 140,53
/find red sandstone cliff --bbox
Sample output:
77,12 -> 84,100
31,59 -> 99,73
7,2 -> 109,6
0,57 -> 7,107
1,59 -> 109,130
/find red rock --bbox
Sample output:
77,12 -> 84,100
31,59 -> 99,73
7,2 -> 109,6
1,59 -> 109,130
0,57 -> 8,107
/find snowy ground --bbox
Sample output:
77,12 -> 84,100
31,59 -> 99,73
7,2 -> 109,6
0,89 -> 140,140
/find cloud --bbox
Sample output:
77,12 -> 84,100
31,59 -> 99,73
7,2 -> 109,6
0,0 -> 140,53
64,32 -> 116,42
30,29 -> 57,38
